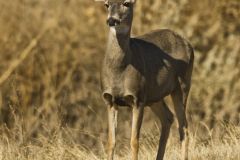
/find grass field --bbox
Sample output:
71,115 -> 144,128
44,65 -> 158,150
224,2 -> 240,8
0,121 -> 239,160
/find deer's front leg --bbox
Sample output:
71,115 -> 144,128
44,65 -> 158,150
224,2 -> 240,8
107,105 -> 118,160
131,105 -> 144,160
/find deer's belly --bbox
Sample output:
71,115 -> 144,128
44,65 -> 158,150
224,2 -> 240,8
145,70 -> 177,103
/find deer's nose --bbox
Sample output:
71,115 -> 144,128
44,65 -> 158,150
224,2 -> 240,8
107,17 -> 120,27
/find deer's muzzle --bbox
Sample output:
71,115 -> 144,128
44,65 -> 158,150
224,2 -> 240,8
107,17 -> 121,27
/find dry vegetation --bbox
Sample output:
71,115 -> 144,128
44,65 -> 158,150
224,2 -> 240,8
0,0 -> 239,159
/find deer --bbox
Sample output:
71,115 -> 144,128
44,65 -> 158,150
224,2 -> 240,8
99,0 -> 194,160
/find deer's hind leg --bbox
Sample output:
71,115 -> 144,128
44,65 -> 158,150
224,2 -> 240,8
179,56 -> 193,110
173,54 -> 193,160
171,80 -> 190,160
150,100 -> 174,160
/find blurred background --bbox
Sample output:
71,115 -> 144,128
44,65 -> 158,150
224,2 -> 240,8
0,0 -> 239,156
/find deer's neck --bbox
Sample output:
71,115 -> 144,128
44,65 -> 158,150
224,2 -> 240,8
105,28 -> 131,65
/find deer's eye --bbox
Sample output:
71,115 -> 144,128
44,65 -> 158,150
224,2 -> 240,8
105,3 -> 109,8
123,2 -> 131,7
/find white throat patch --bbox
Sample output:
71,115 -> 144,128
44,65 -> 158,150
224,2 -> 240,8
110,26 -> 129,35
110,27 -> 117,36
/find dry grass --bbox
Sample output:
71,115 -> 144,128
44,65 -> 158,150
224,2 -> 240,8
0,0 -> 239,159
0,120 -> 239,160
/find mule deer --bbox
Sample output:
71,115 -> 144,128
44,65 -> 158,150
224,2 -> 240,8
99,0 -> 194,160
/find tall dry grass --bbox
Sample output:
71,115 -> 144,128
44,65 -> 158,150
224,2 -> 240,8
0,117 -> 239,160
0,0 -> 239,159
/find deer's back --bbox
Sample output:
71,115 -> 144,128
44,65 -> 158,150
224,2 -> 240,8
134,29 -> 193,65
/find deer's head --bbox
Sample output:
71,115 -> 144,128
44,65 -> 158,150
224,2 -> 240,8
103,0 -> 136,33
